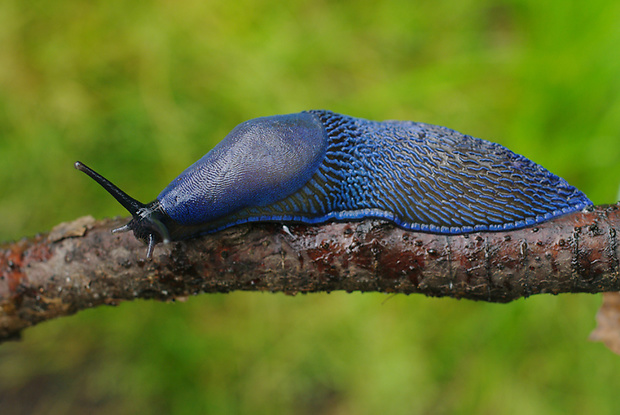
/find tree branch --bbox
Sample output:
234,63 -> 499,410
1,204 -> 619,342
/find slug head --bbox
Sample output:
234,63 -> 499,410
74,161 -> 171,259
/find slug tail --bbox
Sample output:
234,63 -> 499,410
74,161 -> 144,216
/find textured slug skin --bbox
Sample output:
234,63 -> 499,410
157,112 -> 328,227
157,110 -> 592,240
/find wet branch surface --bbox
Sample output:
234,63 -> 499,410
1,204 -> 620,342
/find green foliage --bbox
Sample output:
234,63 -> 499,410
1,0 -> 619,413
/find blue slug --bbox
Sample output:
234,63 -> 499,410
75,110 -> 592,258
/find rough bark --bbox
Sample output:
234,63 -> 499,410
1,203 -> 619,342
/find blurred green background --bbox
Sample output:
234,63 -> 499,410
1,0 -> 620,413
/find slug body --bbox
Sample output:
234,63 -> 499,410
76,110 -> 592,258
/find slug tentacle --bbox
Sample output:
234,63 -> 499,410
112,224 -> 132,234
75,161 -> 172,258
74,161 -> 144,216
146,234 -> 156,259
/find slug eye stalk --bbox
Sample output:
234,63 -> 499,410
74,161 -> 144,216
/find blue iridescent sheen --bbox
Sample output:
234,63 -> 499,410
159,110 -> 592,236
158,112 -> 326,226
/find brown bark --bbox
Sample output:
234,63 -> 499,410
1,204 -> 619,342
